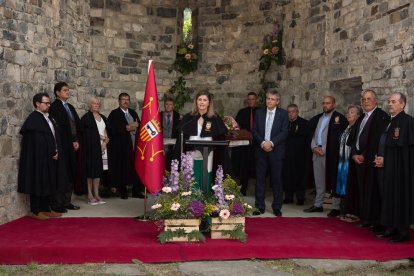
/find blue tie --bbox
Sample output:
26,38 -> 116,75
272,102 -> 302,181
64,102 -> 74,121
265,111 -> 273,141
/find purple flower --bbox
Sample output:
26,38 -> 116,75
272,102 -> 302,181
181,153 -> 194,189
169,159 -> 180,192
189,200 -> 205,218
212,166 -> 225,205
231,203 -> 245,216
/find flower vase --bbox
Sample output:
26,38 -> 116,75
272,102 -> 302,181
210,217 -> 246,240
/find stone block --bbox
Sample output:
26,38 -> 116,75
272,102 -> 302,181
156,7 -> 176,18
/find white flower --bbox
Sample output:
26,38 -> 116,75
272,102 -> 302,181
188,44 -> 194,49
151,203 -> 162,210
243,203 -> 252,209
219,209 -> 231,220
162,186 -> 172,193
211,185 -> 218,191
181,191 -> 192,196
170,203 -> 181,211
225,194 -> 235,200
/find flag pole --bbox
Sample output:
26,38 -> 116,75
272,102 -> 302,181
135,188 -> 148,221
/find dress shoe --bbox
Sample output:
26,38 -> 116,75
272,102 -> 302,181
273,210 -> 282,217
40,211 -> 62,218
252,209 -> 265,216
389,234 -> 410,243
120,194 -> 128,199
132,192 -> 145,198
303,206 -> 323,213
52,207 -> 67,213
327,209 -> 340,217
369,225 -> 386,233
357,222 -> 370,228
30,213 -> 49,220
283,199 -> 293,204
376,230 -> 397,239
296,200 -> 305,206
65,203 -> 80,210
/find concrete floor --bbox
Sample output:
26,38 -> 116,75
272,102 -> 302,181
67,183 -> 327,219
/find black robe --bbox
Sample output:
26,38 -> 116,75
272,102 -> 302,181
18,111 -> 67,196
308,110 -> 347,191
173,112 -> 231,175
283,116 -> 310,200
107,107 -> 140,191
80,111 -> 111,178
347,107 -> 389,221
380,111 -> 414,229
231,107 -> 257,193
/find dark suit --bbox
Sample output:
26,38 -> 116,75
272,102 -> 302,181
160,110 -> 180,139
348,107 -> 389,224
49,100 -> 81,206
108,107 -> 143,197
252,107 -> 288,212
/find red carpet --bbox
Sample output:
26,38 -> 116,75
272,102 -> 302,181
0,217 -> 413,264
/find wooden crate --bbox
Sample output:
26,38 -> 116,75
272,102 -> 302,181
211,217 -> 245,239
163,219 -> 200,242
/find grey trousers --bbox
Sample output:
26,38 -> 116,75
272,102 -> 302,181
313,154 -> 326,207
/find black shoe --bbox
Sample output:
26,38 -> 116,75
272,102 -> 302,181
389,234 -> 410,243
64,203 -> 80,210
369,225 -> 386,233
252,209 -> 265,216
283,199 -> 293,204
120,194 -> 128,200
303,206 -> 323,213
327,209 -> 340,217
273,210 -> 282,217
52,207 -> 67,213
357,222 -> 370,228
132,192 -> 145,198
296,200 -> 305,206
377,229 -> 398,239
241,190 -> 247,196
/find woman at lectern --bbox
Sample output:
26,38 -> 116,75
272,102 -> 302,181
173,91 -> 230,191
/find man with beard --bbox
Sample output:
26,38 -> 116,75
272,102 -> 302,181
18,93 -> 66,219
304,96 -> 347,213
283,104 -> 310,206
375,92 -> 414,243
108,93 -> 144,199
348,89 -> 389,228
49,82 -> 81,212
231,92 -> 258,196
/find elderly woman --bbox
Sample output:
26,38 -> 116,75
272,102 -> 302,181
174,91 -> 228,191
328,105 -> 361,219
80,97 -> 110,205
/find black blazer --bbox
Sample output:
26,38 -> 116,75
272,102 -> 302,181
252,107 -> 289,160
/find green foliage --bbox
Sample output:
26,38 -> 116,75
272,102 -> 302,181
220,224 -> 247,243
167,76 -> 194,111
158,228 -> 205,244
183,20 -> 192,43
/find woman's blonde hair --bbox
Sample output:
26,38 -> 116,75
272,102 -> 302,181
88,96 -> 101,110
191,91 -> 215,117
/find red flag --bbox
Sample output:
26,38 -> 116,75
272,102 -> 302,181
135,61 -> 165,194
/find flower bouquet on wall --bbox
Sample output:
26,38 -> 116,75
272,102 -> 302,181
210,166 -> 253,242
151,153 -> 210,243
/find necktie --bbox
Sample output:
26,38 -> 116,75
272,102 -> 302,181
265,111 -> 273,141
63,102 -> 74,121
165,114 -> 172,138
356,113 -> 369,150
249,109 -> 253,130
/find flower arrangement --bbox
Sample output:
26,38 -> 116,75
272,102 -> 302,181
169,43 -> 198,76
259,23 -> 284,73
211,166 -> 253,219
223,116 -> 240,131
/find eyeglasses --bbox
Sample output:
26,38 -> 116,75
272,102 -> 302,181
41,102 -> 51,105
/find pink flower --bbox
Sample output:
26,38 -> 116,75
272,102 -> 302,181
162,186 -> 172,193
219,209 -> 230,220
151,203 -> 162,210
272,47 -> 279,54
170,203 -> 181,211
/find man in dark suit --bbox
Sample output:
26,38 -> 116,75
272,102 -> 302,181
160,96 -> 181,169
349,89 -> 389,230
252,89 -> 288,216
49,82 -> 81,213
232,92 -> 258,195
108,93 -> 144,199
283,104 -> 310,205
304,96 -> 347,213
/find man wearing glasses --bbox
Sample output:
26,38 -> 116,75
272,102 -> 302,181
18,93 -> 65,220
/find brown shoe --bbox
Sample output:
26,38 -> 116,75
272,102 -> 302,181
40,211 -> 63,218
30,213 -> 49,220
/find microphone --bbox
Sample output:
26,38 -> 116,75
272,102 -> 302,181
178,113 -> 200,156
